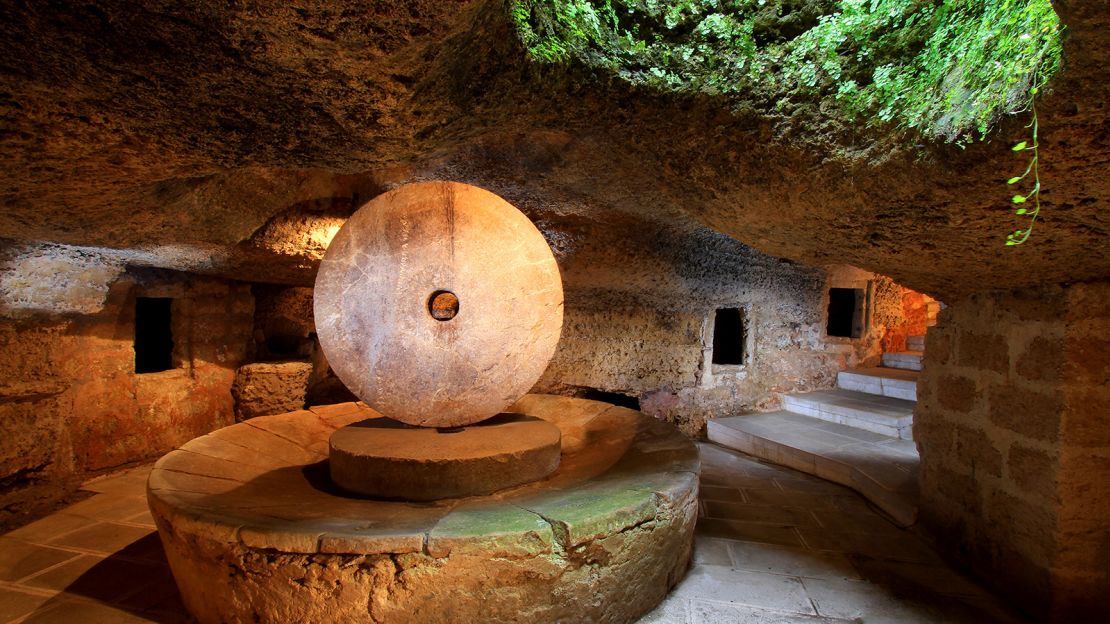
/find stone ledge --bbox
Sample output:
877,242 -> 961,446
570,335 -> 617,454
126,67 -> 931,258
148,394 -> 699,624
707,411 -> 917,527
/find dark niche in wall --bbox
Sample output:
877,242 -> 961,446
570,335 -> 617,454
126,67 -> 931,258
827,287 -> 864,338
712,308 -> 747,365
135,297 -> 174,373
580,388 -> 641,411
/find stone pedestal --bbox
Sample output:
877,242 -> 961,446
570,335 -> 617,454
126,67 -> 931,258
328,414 -> 561,500
147,395 -> 699,624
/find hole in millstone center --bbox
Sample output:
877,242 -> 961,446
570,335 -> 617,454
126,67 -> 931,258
428,290 -> 459,321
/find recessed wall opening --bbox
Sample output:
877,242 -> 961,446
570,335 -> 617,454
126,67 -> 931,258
135,297 -> 174,373
826,288 -> 864,338
711,308 -> 746,366
265,333 -> 301,357
580,389 -> 641,411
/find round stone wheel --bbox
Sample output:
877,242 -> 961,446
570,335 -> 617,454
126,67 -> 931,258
313,181 -> 564,428
329,414 -> 562,500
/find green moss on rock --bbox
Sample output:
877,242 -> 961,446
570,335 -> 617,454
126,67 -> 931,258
511,0 -> 1062,143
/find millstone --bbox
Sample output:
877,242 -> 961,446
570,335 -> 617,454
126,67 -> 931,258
313,181 -> 564,428
328,414 -> 562,500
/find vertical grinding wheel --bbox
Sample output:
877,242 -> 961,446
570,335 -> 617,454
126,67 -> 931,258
313,181 -> 564,428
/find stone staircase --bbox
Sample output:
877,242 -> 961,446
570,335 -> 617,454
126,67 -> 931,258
707,336 -> 926,527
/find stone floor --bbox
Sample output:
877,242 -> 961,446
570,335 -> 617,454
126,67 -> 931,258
643,443 -> 1024,623
708,411 -> 919,527
0,443 -> 1026,623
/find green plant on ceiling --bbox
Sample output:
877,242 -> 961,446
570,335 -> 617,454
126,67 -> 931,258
509,0 -> 1064,243
1005,65 -> 1048,246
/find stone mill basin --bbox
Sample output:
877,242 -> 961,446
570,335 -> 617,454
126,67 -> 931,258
147,394 -> 700,624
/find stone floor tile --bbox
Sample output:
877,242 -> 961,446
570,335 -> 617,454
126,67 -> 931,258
111,572 -> 182,614
139,591 -> 192,623
22,555 -> 164,605
696,519 -> 804,548
740,487 -> 843,509
637,593 -> 688,623
697,444 -> 786,476
795,528 -> 942,564
47,523 -> 154,555
806,508 -> 908,537
688,599 -> 851,623
108,533 -> 169,566
850,558 -> 992,599
702,500 -> 819,526
3,514 -> 91,544
801,576 -> 981,623
692,536 -> 734,567
19,598 -> 158,624
697,485 -> 745,502
0,586 -> 57,622
120,510 -> 157,530
670,566 -> 816,615
770,477 -> 842,495
62,495 -> 153,523
725,541 -> 861,581
81,467 -> 152,496
0,538 -> 81,582
19,555 -> 106,593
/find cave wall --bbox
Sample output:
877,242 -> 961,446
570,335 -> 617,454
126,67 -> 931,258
531,216 -> 923,436
0,271 -> 253,530
915,280 -> 1110,621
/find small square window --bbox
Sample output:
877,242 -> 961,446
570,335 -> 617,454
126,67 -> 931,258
826,288 -> 864,338
135,297 -> 174,373
712,308 -> 746,366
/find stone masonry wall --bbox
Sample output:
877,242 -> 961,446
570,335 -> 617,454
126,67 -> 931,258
532,217 -> 917,437
0,270 -> 253,531
915,280 -> 1110,622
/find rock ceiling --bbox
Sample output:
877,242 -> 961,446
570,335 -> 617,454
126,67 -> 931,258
1,1 -> 1107,302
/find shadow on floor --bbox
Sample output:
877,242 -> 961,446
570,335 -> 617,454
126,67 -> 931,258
20,533 -> 192,623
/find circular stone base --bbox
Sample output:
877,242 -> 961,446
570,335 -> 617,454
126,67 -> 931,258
329,414 -> 562,500
148,395 -> 699,624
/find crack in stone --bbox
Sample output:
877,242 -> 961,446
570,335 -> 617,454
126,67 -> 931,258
176,447 -> 275,471
517,505 -> 570,557
242,420 -> 324,456
158,466 -> 245,484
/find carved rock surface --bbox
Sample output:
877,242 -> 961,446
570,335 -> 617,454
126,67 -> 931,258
147,396 -> 699,624
314,181 -> 563,427
231,361 -> 312,421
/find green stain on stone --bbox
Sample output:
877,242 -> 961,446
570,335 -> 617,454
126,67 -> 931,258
427,504 -> 556,558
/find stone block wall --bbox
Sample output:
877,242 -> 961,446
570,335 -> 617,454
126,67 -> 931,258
532,219 -> 915,436
0,271 -> 253,530
915,280 -> 1110,622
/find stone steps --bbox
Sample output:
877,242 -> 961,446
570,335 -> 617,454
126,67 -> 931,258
707,412 -> 919,527
906,334 -> 926,351
782,389 -> 915,440
837,367 -> 919,401
881,350 -> 924,371
706,346 -> 924,527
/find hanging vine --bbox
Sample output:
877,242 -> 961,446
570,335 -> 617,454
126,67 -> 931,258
1005,69 -> 1047,246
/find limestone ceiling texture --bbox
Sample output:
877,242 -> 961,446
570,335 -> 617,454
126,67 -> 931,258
1,0 -> 1107,302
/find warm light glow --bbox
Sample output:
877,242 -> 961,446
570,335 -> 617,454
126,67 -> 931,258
309,220 -> 345,250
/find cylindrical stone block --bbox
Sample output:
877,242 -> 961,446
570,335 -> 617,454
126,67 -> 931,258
328,414 -> 562,500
